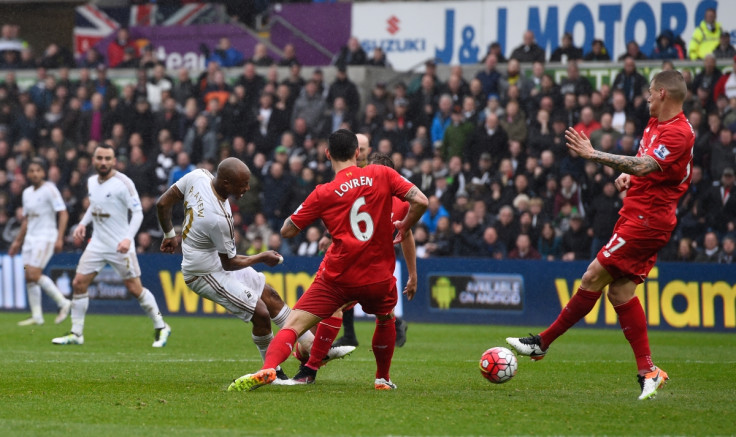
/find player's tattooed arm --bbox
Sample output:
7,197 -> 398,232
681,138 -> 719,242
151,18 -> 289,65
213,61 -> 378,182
281,217 -> 301,239
589,151 -> 660,176
404,186 -> 420,202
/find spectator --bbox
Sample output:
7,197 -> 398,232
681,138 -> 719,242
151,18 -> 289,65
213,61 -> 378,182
583,39 -> 610,61
430,94 -> 453,146
508,233 -> 541,260
480,226 -> 506,259
208,37 -> 244,67
612,56 -> 648,106
699,167 -> 736,235
498,59 -> 534,103
167,151 -> 195,186
420,195 -> 449,234
538,221 -> 562,260
249,43 -> 274,67
439,108 -> 474,161
183,115 -> 217,165
560,213 -> 591,261
549,32 -> 582,63
589,113 -> 622,150
713,31 -> 736,59
475,54 -> 501,99
277,43 -> 299,67
262,161 -> 292,229
695,231 -> 721,262
366,47 -> 390,67
107,28 -> 136,68
334,36 -> 367,66
39,43 -> 75,69
481,41 -> 507,63
651,29 -> 686,60
509,30 -> 545,63
495,205 -> 520,252
572,106 -> 601,138
618,40 -> 648,61
327,64 -> 361,116
689,7 -> 722,60
587,181 -> 622,256
718,235 -> 736,263
297,226 -> 321,256
291,79 -> 327,138
713,56 -> 736,101
499,100 -> 527,144
452,210 -> 486,257
559,61 -> 593,97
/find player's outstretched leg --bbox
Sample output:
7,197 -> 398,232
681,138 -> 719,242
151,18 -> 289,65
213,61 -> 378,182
37,275 -> 71,324
507,287 -> 601,360
19,283 -> 44,326
506,333 -> 546,360
227,368 -> 277,392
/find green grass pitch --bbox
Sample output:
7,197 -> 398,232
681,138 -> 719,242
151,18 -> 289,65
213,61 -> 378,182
1,312 -> 734,436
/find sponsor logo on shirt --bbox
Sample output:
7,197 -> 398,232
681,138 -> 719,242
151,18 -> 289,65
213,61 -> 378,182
653,144 -> 670,160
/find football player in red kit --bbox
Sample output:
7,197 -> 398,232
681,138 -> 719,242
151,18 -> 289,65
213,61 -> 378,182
507,70 -> 694,400
228,129 -> 427,392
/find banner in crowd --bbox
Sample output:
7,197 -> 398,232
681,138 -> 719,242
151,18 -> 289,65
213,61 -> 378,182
2,253 -> 734,332
73,3 -> 228,58
352,0 -> 734,70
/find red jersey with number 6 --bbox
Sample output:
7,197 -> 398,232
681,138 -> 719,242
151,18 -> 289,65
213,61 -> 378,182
619,112 -> 694,231
290,164 -> 415,286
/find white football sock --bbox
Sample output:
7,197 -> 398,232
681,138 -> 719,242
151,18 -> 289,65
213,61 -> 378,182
252,333 -> 274,362
27,282 -> 43,321
38,275 -> 69,307
137,288 -> 165,329
71,293 -> 89,336
271,305 -> 290,327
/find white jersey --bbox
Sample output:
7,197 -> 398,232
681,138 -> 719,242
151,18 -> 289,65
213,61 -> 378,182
22,181 -> 66,242
175,169 -> 236,276
86,171 -> 142,251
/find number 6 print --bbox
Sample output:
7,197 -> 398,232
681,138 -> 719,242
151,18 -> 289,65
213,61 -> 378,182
350,196 -> 374,241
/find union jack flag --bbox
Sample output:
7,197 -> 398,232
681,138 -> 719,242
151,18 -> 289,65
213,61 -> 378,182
73,3 -> 226,57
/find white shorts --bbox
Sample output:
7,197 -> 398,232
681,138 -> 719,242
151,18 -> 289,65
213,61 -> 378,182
21,239 -> 55,269
183,268 -> 265,322
76,246 -> 141,279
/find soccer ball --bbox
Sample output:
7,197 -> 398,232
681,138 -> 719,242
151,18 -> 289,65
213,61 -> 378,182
479,346 -> 518,384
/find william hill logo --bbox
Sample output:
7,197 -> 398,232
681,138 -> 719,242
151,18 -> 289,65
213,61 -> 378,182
387,16 -> 400,35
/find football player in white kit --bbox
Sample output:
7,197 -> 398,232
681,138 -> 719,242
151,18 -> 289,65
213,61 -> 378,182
156,158 -> 353,381
52,144 -> 171,347
9,158 -> 72,326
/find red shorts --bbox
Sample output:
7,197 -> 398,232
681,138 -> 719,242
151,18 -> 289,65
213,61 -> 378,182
293,276 -> 397,319
596,217 -> 671,284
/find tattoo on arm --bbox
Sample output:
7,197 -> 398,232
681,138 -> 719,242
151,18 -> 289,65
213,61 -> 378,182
404,187 -> 420,201
590,151 -> 660,176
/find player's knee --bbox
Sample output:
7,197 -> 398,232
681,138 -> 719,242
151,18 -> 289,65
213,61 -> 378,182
376,311 -> 395,321
24,269 -> 41,283
251,300 -> 272,332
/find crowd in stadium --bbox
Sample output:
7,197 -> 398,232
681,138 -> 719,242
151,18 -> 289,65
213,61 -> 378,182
1,9 -> 736,263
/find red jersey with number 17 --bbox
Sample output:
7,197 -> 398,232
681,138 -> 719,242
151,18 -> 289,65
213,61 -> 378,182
619,111 -> 694,231
290,164 -> 415,286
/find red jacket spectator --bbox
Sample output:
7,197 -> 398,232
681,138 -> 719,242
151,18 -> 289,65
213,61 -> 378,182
713,56 -> 736,101
107,28 -> 136,68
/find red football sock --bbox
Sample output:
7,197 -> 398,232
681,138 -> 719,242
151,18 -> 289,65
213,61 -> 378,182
305,316 -> 343,370
614,296 -> 653,374
372,317 -> 396,380
540,288 -> 601,349
262,328 -> 297,370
